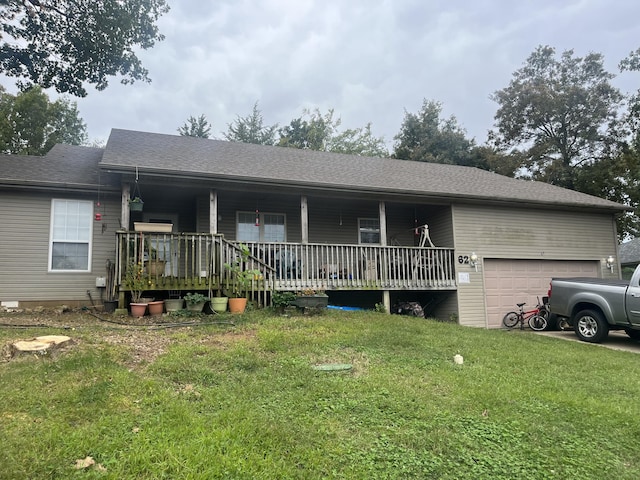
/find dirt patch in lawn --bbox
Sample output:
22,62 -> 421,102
0,307 -> 240,367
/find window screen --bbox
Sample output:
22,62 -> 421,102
50,199 -> 92,271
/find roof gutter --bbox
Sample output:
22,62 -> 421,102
102,164 -> 629,214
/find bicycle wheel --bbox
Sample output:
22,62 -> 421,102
502,311 -> 520,328
528,314 -> 548,331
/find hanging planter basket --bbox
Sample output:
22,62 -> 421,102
129,199 -> 144,212
129,169 -> 144,212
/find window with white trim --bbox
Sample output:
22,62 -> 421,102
49,199 -> 93,271
237,212 -> 286,242
358,218 -> 380,244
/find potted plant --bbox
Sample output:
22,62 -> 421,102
184,292 -> 208,313
147,299 -> 165,316
165,296 -> 184,312
123,262 -> 149,317
272,291 -> 296,313
129,196 -> 144,212
209,293 -> 229,313
293,288 -> 329,310
224,243 -> 262,314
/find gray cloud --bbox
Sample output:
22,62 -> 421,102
65,0 -> 640,148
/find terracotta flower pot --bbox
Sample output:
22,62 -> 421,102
148,300 -> 164,316
130,303 -> 147,317
228,297 -> 247,314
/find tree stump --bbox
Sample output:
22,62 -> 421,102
10,335 -> 72,357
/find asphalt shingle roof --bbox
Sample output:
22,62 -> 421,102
101,129 -> 626,212
0,144 -> 119,191
620,238 -> 640,264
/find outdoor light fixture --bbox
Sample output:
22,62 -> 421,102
469,252 -> 479,272
606,255 -> 615,273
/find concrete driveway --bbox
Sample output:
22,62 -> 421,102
538,329 -> 640,353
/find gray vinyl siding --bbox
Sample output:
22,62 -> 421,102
308,197 -> 376,244
198,191 -> 303,242
197,192 -> 455,249
0,191 -> 121,304
452,203 -> 619,327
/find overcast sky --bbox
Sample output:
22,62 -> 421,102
68,0 -> 640,149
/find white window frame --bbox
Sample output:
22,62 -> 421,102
236,211 -> 287,242
48,199 -> 93,272
358,217 -> 380,245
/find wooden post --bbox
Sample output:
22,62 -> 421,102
379,201 -> 387,246
121,184 -> 131,231
383,291 -> 391,313
210,189 -> 218,234
301,195 -> 309,244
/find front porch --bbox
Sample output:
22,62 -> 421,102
115,231 -> 457,306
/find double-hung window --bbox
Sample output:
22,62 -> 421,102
358,218 -> 380,244
49,199 -> 93,271
237,212 -> 286,242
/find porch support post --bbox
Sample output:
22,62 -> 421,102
301,195 -> 309,244
383,290 -> 391,313
379,201 -> 387,246
121,184 -> 131,230
210,189 -> 218,234
380,201 -> 389,312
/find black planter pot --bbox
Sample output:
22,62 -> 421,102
293,295 -> 329,309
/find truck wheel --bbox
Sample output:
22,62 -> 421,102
574,309 -> 609,343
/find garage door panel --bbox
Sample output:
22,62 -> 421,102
484,259 -> 598,328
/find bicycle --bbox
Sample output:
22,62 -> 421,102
502,297 -> 548,331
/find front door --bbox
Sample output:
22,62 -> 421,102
143,213 -> 179,276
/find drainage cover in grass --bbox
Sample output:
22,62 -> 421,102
312,363 -> 352,371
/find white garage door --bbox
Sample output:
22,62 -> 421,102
484,259 -> 599,328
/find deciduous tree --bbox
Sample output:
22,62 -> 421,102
392,99 -> 475,165
279,108 -> 388,157
490,45 -> 624,189
0,0 -> 169,97
0,86 -> 87,155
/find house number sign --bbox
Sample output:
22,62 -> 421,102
457,255 -> 471,264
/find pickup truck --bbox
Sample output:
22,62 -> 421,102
548,265 -> 640,343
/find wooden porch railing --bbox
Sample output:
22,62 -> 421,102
242,242 -> 456,291
115,232 -> 457,303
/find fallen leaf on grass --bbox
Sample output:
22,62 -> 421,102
75,456 -> 95,469
74,456 -> 106,471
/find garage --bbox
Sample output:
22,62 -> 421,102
483,259 -> 599,328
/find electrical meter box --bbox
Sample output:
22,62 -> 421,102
95,277 -> 106,287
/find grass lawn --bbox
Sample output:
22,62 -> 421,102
1,309 -> 640,479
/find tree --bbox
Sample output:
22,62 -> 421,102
0,85 -> 87,155
224,102 -> 278,145
178,114 -> 212,138
0,0 -> 169,97
574,143 -> 640,239
490,45 -> 624,189
392,99 -> 475,165
278,109 -> 335,150
279,108 -> 388,157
